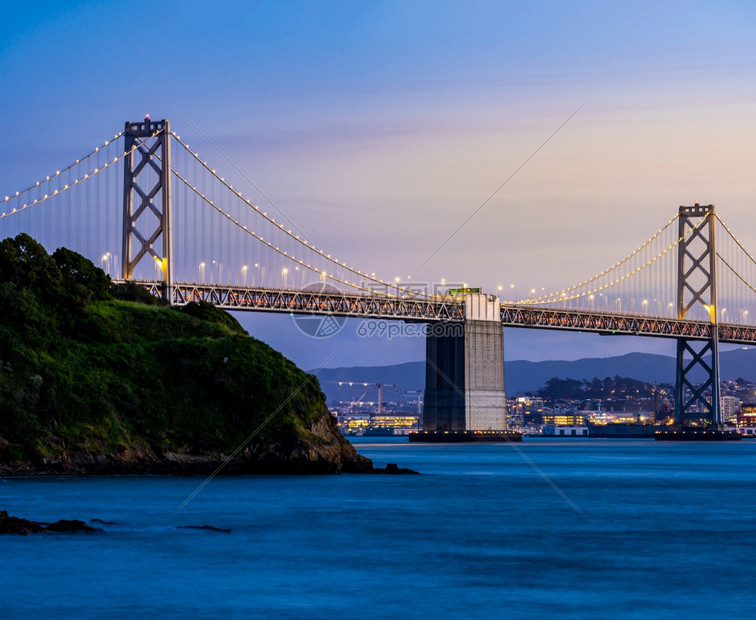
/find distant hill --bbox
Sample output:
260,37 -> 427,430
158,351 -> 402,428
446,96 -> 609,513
505,352 -> 677,393
314,348 -> 756,403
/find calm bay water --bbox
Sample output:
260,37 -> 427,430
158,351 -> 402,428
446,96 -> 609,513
3,438 -> 756,618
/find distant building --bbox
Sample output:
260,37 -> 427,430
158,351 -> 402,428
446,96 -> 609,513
543,409 -> 585,426
337,411 -> 420,436
602,397 -> 658,413
738,403 -> 756,427
368,413 -> 420,435
721,396 -> 741,424
508,397 -> 544,426
542,424 -> 588,437
586,410 -> 653,424
337,412 -> 370,435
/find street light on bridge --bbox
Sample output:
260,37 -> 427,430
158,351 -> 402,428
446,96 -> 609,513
211,260 -> 222,284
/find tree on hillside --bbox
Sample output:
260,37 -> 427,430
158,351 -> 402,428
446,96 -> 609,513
53,247 -> 111,301
539,377 -> 585,400
0,234 -> 61,297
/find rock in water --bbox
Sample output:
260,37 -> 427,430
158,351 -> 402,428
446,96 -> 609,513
176,525 -> 232,533
0,510 -> 103,535
0,510 -> 44,535
378,463 -> 420,475
44,519 -> 102,534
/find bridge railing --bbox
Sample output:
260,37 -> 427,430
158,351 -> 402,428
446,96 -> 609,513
116,280 -> 466,322
500,303 -> 756,345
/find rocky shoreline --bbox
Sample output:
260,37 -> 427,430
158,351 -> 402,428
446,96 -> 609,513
0,457 -> 418,476
0,412 -> 384,476
0,412 -> 417,476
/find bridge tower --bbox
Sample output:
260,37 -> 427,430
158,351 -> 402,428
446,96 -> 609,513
424,293 -> 507,432
122,117 -> 173,302
674,203 -> 721,427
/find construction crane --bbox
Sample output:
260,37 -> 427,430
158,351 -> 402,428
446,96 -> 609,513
404,389 -> 424,416
337,394 -> 368,415
336,382 -> 398,415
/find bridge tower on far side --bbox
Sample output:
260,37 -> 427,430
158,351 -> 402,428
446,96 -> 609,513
122,117 -> 173,302
674,203 -> 721,427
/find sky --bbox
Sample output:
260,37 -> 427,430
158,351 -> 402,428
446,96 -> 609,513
1,0 -> 756,370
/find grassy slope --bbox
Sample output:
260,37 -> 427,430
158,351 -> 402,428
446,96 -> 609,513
0,236 -> 368,472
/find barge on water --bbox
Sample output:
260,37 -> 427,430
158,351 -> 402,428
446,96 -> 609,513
655,425 -> 742,441
408,430 -> 522,443
586,422 -> 658,438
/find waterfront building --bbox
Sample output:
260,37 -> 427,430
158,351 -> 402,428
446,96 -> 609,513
336,412 -> 371,435
586,410 -> 653,424
543,409 -> 585,426
367,413 -> 421,435
336,411 -> 420,436
738,403 -> 756,428
542,424 -> 589,437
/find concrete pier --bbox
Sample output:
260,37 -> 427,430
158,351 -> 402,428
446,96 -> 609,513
424,293 -> 506,431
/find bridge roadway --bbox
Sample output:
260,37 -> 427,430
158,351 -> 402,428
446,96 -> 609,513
125,280 -> 756,346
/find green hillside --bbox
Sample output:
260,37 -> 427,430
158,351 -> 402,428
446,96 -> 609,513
0,234 -> 371,474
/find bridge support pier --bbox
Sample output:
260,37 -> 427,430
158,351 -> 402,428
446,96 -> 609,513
424,293 -> 506,431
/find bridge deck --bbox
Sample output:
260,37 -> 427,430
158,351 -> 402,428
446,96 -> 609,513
130,281 -> 466,322
123,281 -> 756,345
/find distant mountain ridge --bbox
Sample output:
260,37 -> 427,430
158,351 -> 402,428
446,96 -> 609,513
313,348 -> 756,403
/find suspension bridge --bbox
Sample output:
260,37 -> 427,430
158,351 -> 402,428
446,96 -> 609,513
2,117 -> 755,437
